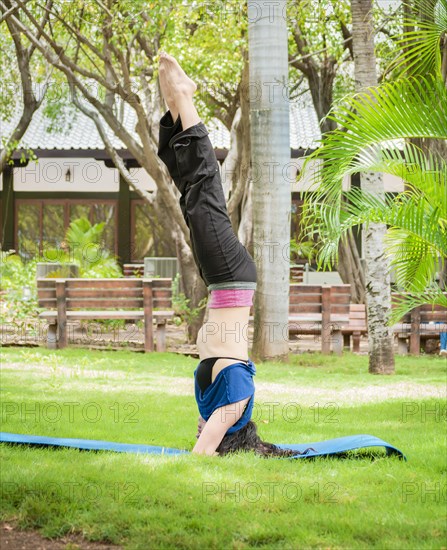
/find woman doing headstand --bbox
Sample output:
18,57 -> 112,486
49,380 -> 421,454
157,52 -> 295,457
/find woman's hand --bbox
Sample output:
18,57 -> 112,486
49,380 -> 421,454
192,398 -> 250,455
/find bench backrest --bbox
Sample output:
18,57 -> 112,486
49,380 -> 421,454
392,293 -> 447,323
348,303 -> 367,329
289,284 -> 351,318
37,278 -> 172,310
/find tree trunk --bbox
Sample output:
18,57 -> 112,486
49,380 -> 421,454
175,232 -> 207,342
237,57 -> 254,252
351,0 -> 395,374
238,176 -> 254,254
248,0 -> 290,361
153,191 -> 207,343
337,229 -> 365,303
223,54 -> 253,247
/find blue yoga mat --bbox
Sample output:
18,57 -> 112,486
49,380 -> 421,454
0,432 -> 405,459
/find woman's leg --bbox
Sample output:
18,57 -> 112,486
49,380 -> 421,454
157,52 -> 257,288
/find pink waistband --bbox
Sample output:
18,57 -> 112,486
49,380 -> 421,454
208,289 -> 255,309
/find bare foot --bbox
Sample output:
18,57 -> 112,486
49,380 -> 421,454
158,57 -> 178,120
159,51 -> 197,98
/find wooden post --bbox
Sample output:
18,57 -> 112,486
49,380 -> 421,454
352,332 -> 361,353
156,320 -> 166,352
321,286 -> 331,354
1,167 -> 15,251
118,172 -> 131,266
343,334 -> 351,350
410,306 -> 421,355
397,335 -> 408,355
47,323 -> 57,349
143,279 -> 154,352
332,329 -> 343,355
56,279 -> 67,348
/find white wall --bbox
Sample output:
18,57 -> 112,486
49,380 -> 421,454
2,156 -> 403,194
291,158 -> 404,193
9,158 -> 157,193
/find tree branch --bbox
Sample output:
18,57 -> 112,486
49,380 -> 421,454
0,2 -> 19,23
28,0 -> 53,57
8,0 -> 114,88
2,0 -> 191,244
0,5 -> 48,173
71,89 -> 154,204
339,20 -> 353,58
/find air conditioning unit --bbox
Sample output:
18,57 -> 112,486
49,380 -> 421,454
144,257 -> 179,279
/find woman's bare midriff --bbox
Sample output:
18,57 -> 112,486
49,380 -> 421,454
197,306 -> 251,382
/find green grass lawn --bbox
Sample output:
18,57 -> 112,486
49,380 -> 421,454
1,347 -> 446,549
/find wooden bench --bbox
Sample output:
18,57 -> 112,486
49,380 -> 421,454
37,278 -> 174,352
342,304 -> 367,352
335,297 -> 447,354
392,293 -> 447,354
288,284 -> 351,354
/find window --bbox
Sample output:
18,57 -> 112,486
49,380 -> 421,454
16,202 -> 41,260
130,200 -> 176,262
91,203 -> 116,253
290,197 -> 304,244
43,203 -> 65,251
15,199 -> 117,259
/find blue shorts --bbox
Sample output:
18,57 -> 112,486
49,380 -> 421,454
194,360 -> 256,435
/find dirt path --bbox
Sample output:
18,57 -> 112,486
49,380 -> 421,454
0,522 -> 121,550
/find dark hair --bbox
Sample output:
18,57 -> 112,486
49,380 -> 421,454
216,421 -> 315,458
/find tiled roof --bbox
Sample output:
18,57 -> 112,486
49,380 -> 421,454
1,98 -> 322,152
1,106 -> 135,151
290,102 -> 322,149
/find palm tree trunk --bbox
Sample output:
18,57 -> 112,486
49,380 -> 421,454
248,0 -> 290,361
351,0 -> 395,373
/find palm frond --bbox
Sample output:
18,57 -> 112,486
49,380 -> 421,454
305,75 -> 447,189
301,76 -> 447,243
388,0 -> 447,78
302,143 -> 447,287
384,228 -> 442,291
302,145 -> 446,247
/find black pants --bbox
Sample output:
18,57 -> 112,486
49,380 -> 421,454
157,111 -> 257,289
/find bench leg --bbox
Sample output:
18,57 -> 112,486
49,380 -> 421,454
144,325 -> 154,353
47,322 -> 57,349
409,333 -> 420,355
343,334 -> 351,350
156,321 -> 166,353
352,331 -> 361,353
321,324 -> 331,354
332,330 -> 343,355
397,336 -> 408,355
58,320 -> 67,349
